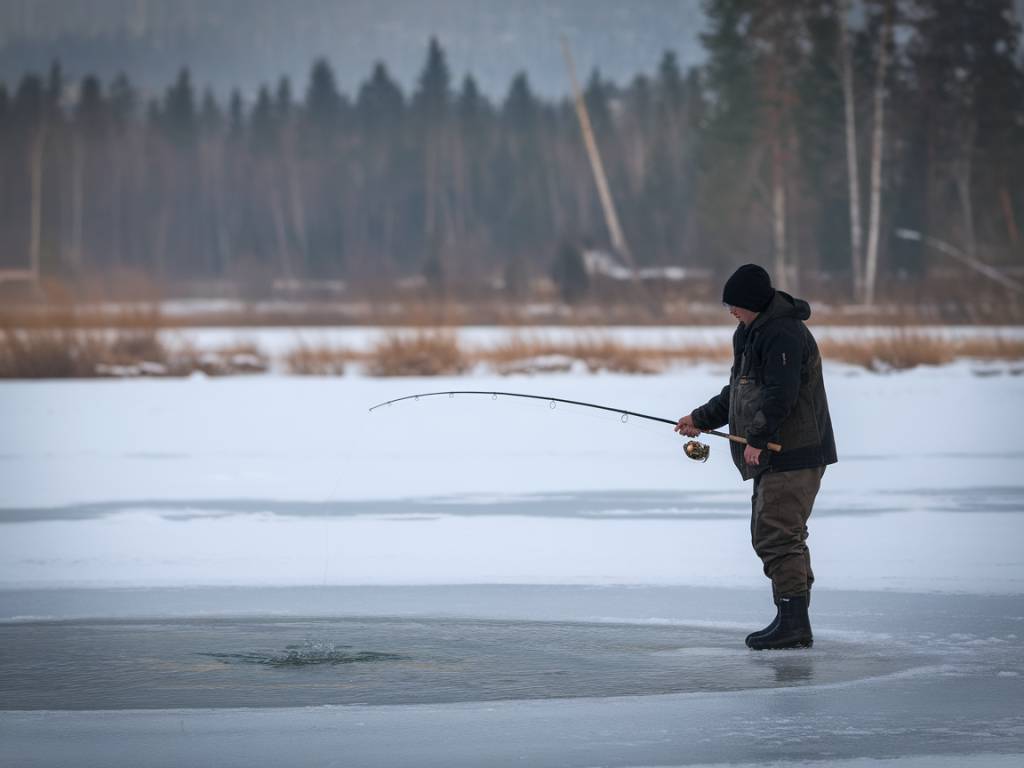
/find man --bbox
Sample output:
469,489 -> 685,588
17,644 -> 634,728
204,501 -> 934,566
676,264 -> 837,650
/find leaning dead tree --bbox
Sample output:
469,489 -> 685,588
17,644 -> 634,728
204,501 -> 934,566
561,36 -> 634,269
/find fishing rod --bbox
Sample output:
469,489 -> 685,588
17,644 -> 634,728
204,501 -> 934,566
368,390 -> 782,460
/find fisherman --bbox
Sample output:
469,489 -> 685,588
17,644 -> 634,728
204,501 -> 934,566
675,264 -> 837,650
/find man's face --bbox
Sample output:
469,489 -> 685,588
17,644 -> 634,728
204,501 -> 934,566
727,305 -> 759,326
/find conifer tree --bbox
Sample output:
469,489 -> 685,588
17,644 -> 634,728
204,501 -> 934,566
413,37 -> 451,123
163,69 -> 197,146
305,58 -> 343,131
357,62 -> 404,133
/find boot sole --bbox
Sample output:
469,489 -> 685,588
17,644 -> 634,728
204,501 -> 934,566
748,637 -> 813,651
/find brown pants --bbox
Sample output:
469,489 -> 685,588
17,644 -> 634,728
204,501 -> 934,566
751,466 -> 825,599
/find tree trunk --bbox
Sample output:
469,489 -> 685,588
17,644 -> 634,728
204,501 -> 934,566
270,183 -> 292,280
838,0 -> 864,301
999,185 -> 1020,249
562,37 -> 633,268
953,117 -> 977,264
284,147 -> 308,277
772,136 -> 788,291
864,4 -> 892,306
29,127 -> 47,284
70,136 -> 84,272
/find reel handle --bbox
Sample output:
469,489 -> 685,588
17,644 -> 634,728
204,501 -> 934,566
705,430 -> 782,453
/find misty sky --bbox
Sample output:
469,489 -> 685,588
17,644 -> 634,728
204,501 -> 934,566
0,0 -> 709,100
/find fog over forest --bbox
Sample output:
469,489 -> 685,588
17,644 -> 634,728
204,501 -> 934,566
0,0 -> 707,99
0,0 -> 1022,316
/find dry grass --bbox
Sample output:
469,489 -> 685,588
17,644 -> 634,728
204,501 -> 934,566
284,343 -> 354,376
0,327 -> 170,378
3,318 -> 1022,378
0,328 -> 92,378
0,284 -> 275,377
172,340 -> 270,376
365,332 -> 469,376
0,324 -> 270,379
819,333 -> 955,371
480,335 -> 730,375
819,332 -> 1024,371
952,337 -> 1024,361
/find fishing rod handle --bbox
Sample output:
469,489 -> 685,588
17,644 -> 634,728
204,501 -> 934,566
705,430 -> 782,453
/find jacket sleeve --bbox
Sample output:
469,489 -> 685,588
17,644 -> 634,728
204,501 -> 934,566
746,328 -> 803,449
691,384 -> 730,431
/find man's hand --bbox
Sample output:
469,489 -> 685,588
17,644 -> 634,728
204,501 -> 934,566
744,444 -> 763,466
675,414 -> 701,438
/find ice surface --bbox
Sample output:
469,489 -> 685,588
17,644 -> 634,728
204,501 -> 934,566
0,586 -> 1022,766
0,616 -> 928,709
2,361 -> 1023,765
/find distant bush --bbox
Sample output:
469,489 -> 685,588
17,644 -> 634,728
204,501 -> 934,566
820,332 -> 1024,371
480,334 -> 729,375
284,343 -> 353,375
0,322 -> 269,378
0,327 -> 169,378
366,332 -> 468,376
173,340 -> 270,376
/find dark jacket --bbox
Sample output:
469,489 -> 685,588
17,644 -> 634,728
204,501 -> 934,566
691,290 -> 837,481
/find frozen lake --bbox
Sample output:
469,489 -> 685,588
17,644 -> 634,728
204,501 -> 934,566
0,585 -> 1022,766
0,613 -> 926,710
1,364 -> 1023,765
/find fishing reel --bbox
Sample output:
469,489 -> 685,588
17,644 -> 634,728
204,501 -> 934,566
684,440 -> 710,462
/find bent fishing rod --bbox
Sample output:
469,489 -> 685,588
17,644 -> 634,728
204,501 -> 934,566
368,390 -> 782,459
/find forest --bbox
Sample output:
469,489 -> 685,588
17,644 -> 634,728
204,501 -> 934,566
0,0 -> 1021,307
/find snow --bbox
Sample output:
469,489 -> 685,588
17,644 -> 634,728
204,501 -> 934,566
168,323 -> 1024,360
0,362 -> 1022,591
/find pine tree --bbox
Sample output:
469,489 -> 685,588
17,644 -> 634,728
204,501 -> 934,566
199,88 -> 223,135
907,0 -> 1023,268
583,68 -> 613,134
227,89 -> 244,140
698,0 -> 760,270
305,58 -> 343,130
413,37 -> 452,123
275,77 -> 293,122
503,72 -> 539,131
76,76 -> 106,138
249,85 -> 277,151
357,62 -> 404,132
163,69 -> 197,146
456,74 -> 488,130
108,74 -> 136,128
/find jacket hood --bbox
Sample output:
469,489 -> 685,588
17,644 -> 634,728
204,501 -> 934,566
750,290 -> 810,331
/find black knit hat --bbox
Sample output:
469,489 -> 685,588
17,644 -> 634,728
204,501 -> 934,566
722,264 -> 774,312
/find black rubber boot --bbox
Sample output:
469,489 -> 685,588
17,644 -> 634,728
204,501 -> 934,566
744,599 -> 780,646
746,594 -> 813,650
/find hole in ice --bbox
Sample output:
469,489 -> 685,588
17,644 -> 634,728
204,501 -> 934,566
202,640 -> 406,667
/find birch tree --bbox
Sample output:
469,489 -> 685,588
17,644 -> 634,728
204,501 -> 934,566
863,1 -> 893,305
838,0 -> 864,301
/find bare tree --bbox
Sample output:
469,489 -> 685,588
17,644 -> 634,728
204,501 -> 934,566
838,0 -> 864,301
28,125 -> 47,284
864,2 -> 892,306
952,115 -> 977,263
